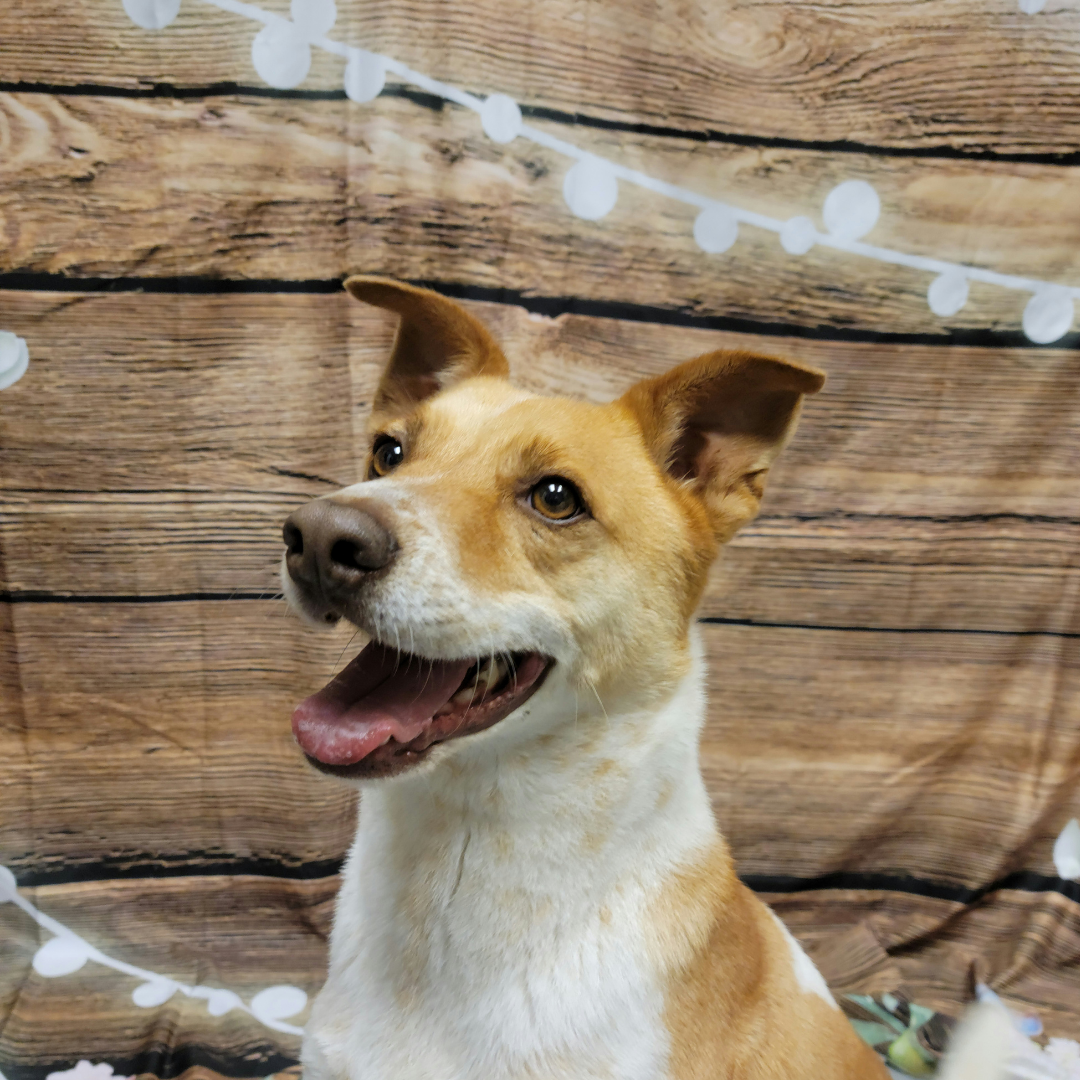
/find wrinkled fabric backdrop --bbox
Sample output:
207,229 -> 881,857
1,0 -> 1079,1075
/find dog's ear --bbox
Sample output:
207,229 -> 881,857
619,350 -> 825,541
345,276 -> 509,415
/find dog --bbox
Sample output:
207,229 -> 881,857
281,276 -> 892,1079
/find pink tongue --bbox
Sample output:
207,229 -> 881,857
292,643 -> 472,766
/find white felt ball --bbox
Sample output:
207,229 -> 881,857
822,180 -> 880,243
33,936 -> 90,977
0,864 -> 16,903
779,216 -> 816,256
290,0 -> 336,38
1019,0 -> 1046,13
1022,288 -> 1074,344
344,50 -> 386,102
132,980 -> 177,1008
205,988 -> 243,1016
1053,818 -> 1080,880
692,206 -> 738,254
0,331 -> 29,391
121,0 -> 181,30
480,94 -> 523,144
927,272 -> 970,317
251,984 -> 308,1022
252,21 -> 312,90
563,157 -> 618,222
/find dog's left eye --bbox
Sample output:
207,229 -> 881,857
529,477 -> 584,522
370,436 -> 404,478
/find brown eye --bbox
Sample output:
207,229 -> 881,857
530,477 -> 583,522
370,436 -> 404,478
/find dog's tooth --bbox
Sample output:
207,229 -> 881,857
450,658 -> 510,710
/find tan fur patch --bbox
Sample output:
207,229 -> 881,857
653,846 -> 888,1080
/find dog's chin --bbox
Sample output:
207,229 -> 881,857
292,640 -> 554,782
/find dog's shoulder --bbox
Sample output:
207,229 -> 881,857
653,845 -> 888,1080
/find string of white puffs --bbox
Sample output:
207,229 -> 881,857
0,863 -> 307,1036
113,0 -> 1080,349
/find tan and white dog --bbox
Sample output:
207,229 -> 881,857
281,277 -> 891,1079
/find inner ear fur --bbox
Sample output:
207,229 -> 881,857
344,276 -> 509,416
619,350 -> 825,541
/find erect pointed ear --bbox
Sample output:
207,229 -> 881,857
619,350 -> 825,541
344,276 -> 510,416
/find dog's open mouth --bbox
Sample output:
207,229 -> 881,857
292,643 -> 552,778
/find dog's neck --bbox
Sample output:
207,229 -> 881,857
331,630 -> 720,972
315,631 -> 726,1077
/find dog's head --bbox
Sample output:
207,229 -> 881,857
283,278 -> 823,781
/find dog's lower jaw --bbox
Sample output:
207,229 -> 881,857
303,636 -> 719,1080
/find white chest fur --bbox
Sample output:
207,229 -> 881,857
301,648 -> 721,1080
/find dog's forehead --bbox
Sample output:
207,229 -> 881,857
420,379 -> 644,464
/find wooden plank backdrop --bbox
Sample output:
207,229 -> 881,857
3,91 -> 1080,338
3,0 -> 1080,154
1,0 -> 1079,1075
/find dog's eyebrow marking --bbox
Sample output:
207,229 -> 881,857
517,437 -> 566,479
428,385 -> 534,427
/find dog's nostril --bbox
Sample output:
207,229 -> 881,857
330,539 -> 365,571
283,521 -> 304,556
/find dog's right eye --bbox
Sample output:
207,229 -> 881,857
370,436 -> 404,478
529,476 -> 584,522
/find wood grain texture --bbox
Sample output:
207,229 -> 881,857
0,599 -> 356,881
1,598 -> 1076,890
3,93 -> 1080,337
3,0 -> 1080,154
705,624 -> 1080,888
772,889 -> 1080,1039
2,290 -> 1078,635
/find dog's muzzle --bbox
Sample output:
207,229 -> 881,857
283,499 -> 397,618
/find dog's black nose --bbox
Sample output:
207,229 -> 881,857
283,500 -> 396,599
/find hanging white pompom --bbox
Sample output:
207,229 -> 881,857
480,94 -> 523,144
0,333 -> 31,390
1022,288 -> 1074,344
1018,0 -> 1046,12
779,216 -> 816,256
0,330 -> 29,392
927,272 -> 970,317
822,180 -> 880,243
344,49 -> 386,103
563,157 -> 618,222
44,1062 -> 131,1080
251,21 -> 312,90
1053,819 -> 1080,880
289,0 -> 336,39
692,206 -> 738,255
121,0 -> 181,30
251,984 -> 308,1024
202,988 -> 243,1016
132,979 -> 177,1008
33,935 -> 91,977
0,864 -> 16,903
